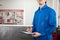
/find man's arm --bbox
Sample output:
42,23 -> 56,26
45,9 -> 56,34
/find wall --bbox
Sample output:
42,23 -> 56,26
0,0 -> 38,25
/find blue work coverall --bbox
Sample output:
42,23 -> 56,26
32,4 -> 56,40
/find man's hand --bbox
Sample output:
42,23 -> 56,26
26,27 -> 32,32
32,32 -> 41,37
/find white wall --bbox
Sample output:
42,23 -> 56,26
0,0 -> 24,9
0,0 -> 38,25
24,0 -> 38,25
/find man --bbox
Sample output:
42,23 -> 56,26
27,0 -> 56,40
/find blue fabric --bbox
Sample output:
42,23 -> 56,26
32,4 -> 56,40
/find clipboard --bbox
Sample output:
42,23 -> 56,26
20,31 -> 33,35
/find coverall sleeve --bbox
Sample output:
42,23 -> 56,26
40,10 -> 56,36
46,10 -> 56,35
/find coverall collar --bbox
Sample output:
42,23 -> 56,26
39,4 -> 47,10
